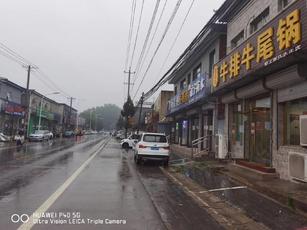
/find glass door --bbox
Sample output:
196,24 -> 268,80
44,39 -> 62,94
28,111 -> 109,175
245,97 -> 272,166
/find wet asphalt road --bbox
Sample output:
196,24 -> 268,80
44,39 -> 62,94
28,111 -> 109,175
0,137 -> 223,230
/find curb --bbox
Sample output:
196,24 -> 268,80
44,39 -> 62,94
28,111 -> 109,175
160,167 -> 270,230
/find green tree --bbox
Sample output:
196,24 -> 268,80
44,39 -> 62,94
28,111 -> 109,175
121,96 -> 135,137
79,104 -> 121,131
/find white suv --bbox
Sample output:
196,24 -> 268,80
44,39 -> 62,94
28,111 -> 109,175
121,133 -> 140,149
134,132 -> 170,166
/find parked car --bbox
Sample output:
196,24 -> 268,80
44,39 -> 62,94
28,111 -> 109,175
120,133 -> 140,149
29,130 -> 50,142
63,130 -> 75,138
134,132 -> 170,166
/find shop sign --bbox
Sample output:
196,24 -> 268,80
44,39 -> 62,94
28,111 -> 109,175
168,74 -> 207,113
212,1 -> 307,91
36,109 -> 55,120
3,103 -> 25,116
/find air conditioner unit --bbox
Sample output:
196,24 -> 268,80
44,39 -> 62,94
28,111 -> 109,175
300,115 -> 307,146
289,152 -> 307,182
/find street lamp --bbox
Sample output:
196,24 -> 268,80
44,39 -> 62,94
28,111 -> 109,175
38,92 -> 60,130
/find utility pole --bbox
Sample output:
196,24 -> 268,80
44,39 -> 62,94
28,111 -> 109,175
68,97 -> 76,130
124,67 -> 135,100
123,67 -> 135,138
23,65 -> 37,137
137,92 -> 144,135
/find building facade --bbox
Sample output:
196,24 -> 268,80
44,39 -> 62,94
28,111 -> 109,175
167,20 -> 227,153
212,0 -> 307,180
152,91 -> 174,134
0,78 -> 26,136
165,0 -> 307,181
58,103 -> 78,132
28,90 -> 62,135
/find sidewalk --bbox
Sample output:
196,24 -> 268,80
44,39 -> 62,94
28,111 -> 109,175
169,151 -> 307,229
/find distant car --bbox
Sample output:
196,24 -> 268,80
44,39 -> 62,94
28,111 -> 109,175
120,133 -> 140,149
29,130 -> 50,142
134,133 -> 170,166
0,133 -> 11,142
63,130 -> 75,138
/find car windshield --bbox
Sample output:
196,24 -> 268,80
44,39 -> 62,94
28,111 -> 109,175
34,130 -> 45,134
143,134 -> 167,143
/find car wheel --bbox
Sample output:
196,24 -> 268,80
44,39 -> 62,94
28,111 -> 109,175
122,142 -> 129,149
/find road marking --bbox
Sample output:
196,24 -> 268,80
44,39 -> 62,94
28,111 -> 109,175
17,138 -> 109,230
199,186 -> 247,193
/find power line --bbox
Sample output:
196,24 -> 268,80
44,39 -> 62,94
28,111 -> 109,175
34,69 -> 71,97
0,41 -> 72,99
156,0 -> 196,81
124,0 -> 137,70
0,49 -> 27,66
129,0 -> 145,69
139,0 -> 233,103
133,0 -> 183,100
133,0 -> 161,77
0,42 -> 37,67
132,0 -> 168,89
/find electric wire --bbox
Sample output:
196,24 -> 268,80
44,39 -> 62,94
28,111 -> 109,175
129,0 -> 145,69
132,0 -> 168,89
139,0 -> 234,103
0,41 -> 72,98
0,49 -> 27,66
124,0 -> 137,71
0,42 -> 37,67
133,0 -> 161,78
133,0 -> 183,100
156,0 -> 195,81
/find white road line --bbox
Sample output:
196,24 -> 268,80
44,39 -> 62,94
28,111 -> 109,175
18,139 -> 109,230
199,186 -> 247,193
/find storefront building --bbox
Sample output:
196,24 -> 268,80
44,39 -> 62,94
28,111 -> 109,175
0,78 -> 26,136
212,0 -> 307,180
28,91 -> 62,135
58,103 -> 78,132
166,21 -> 227,151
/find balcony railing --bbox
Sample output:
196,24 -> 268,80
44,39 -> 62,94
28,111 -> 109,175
167,73 -> 211,114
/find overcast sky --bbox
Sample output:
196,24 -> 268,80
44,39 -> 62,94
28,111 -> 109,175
0,0 -> 224,111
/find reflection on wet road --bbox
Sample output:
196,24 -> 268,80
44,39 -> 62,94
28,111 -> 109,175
0,138 -> 225,230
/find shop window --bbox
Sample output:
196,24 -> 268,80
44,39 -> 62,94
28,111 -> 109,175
278,0 -> 289,12
174,86 -> 177,95
231,30 -> 244,50
208,50 -> 215,78
192,64 -> 201,81
284,98 -> 307,145
250,7 -> 270,35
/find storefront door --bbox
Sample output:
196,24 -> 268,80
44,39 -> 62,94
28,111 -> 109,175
191,118 -> 199,143
203,110 -> 213,151
245,97 -> 272,166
